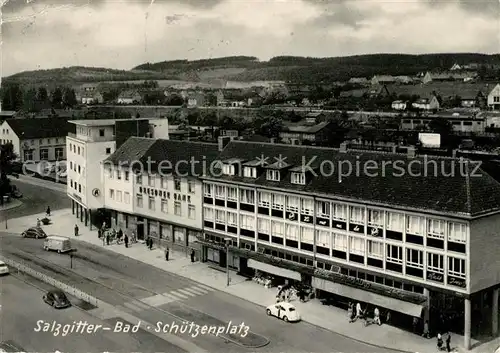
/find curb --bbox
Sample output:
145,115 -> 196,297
0,199 -> 22,212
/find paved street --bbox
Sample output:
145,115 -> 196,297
1,234 -> 394,353
0,273 -> 185,353
0,178 -> 70,220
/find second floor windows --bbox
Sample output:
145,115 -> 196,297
332,233 -> 347,251
427,253 -> 444,273
367,240 -> 383,258
215,210 -> 225,223
136,194 -> 143,208
215,185 -> 225,199
284,223 -> 297,239
227,212 -> 237,226
386,212 -> 404,232
240,189 -> 254,204
258,191 -> 271,207
448,256 -> 466,278
350,206 -> 364,225
349,237 -> 365,255
317,201 -> 330,218
368,209 -> 383,227
266,170 -> 280,181
407,215 -> 424,235
332,203 -> 347,220
448,222 -> 467,243
386,244 -> 403,264
148,175 -> 155,187
258,218 -> 270,233
203,207 -> 213,220
301,199 -> 313,215
240,215 -> 254,230
428,219 -> 446,239
272,194 -> 284,210
406,248 -> 423,269
316,230 -> 330,247
148,196 -> 155,210
286,196 -> 300,213
272,221 -> 285,236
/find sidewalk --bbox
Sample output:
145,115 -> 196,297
3,208 -> 499,353
0,199 -> 22,212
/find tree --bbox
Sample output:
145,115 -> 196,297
23,88 -> 37,112
62,88 -> 78,108
196,111 -> 218,127
36,87 -> 48,102
51,87 -> 63,108
254,116 -> 283,138
164,94 -> 184,106
428,119 -> 452,135
1,84 -> 24,111
0,142 -> 16,206
143,91 -> 164,105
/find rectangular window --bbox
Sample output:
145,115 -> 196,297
406,248 -> 423,268
117,170 -> 121,180
215,210 -> 225,223
332,203 -> 347,220
106,147 -> 111,154
40,148 -> 49,160
243,167 -> 256,178
448,256 -> 466,278
291,172 -> 306,185
203,207 -> 214,220
428,218 -> 446,239
272,194 -> 284,210
301,198 -> 314,215
136,194 -> 143,208
266,169 -> 280,181
124,192 -> 130,204
174,201 -> 182,216
427,253 -> 444,273
136,174 -> 142,185
301,227 -> 314,243
227,187 -> 237,201
109,189 -> 115,199
174,177 -> 181,191
148,196 -> 155,210
386,212 -> 404,232
107,167 -> 113,179
215,185 -> 225,199
227,212 -> 237,226
448,222 -> 467,243
55,147 -> 64,160
367,240 -> 383,258
286,196 -> 300,213
161,177 -> 168,189
332,233 -> 347,250
258,218 -> 270,233
350,206 -> 364,224
204,184 -> 212,197
240,189 -> 255,204
368,209 -> 383,227
240,215 -> 255,230
148,175 -> 155,187
386,245 -> 403,263
316,201 -> 330,218
161,199 -> 168,213
284,223 -> 297,239
407,215 -> 424,235
188,180 -> 196,194
125,171 -> 129,181
349,237 -> 365,255
116,191 -> 122,202
99,129 -> 105,136
258,191 -> 271,207
316,230 -> 330,247
222,164 -> 235,175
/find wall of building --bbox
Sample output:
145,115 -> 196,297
0,122 -> 20,157
67,136 -> 87,206
103,165 -> 135,214
469,212 -> 500,293
86,140 -> 116,209
75,124 -> 115,143
149,118 -> 169,139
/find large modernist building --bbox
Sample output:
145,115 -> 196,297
102,137 -> 219,254
199,139 -> 500,350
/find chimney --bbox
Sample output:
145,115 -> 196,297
270,137 -> 276,144
407,146 -> 416,159
218,136 -> 231,151
339,142 -> 348,153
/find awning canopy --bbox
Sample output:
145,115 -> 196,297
312,276 -> 424,317
248,259 -> 301,281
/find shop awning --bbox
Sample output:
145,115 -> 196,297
312,276 -> 424,317
248,259 -> 301,281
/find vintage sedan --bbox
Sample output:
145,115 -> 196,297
43,289 -> 71,309
21,227 -> 47,239
266,302 -> 301,322
0,261 -> 9,275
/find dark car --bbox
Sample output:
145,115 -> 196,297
21,227 -> 47,239
43,289 -> 71,309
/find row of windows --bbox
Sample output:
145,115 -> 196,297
108,189 -> 131,204
135,194 -> 196,219
24,147 -> 64,161
69,143 -> 84,156
69,161 -> 85,175
133,173 -> 195,193
204,185 -> 468,243
222,164 -> 306,185
69,179 -> 84,194
1,139 -> 12,145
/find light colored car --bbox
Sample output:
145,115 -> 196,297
0,261 -> 9,275
266,302 -> 301,322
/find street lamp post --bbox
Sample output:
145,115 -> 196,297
224,237 -> 231,287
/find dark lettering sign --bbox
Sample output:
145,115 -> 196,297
447,275 -> 466,288
316,218 -> 330,227
333,221 -> 346,230
167,192 -> 171,199
182,195 -> 186,202
426,271 -> 444,283
287,212 -> 296,221
370,227 -> 380,237
301,214 -> 313,223
72,193 -> 82,202
349,224 -> 364,233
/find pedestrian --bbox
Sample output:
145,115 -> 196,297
117,228 -> 123,244
386,310 -> 391,323
148,237 -> 153,250
413,317 -> 419,334
46,206 -> 51,217
446,333 -> 451,352
36,218 -> 41,227
165,247 -> 169,261
106,233 -> 110,246
422,320 -> 430,338
373,307 -> 381,326
347,302 -> 353,323
102,221 -> 106,230
74,224 -> 79,236
98,228 -> 102,238
437,333 -> 443,351
190,249 -> 195,262
131,231 -> 136,243
124,234 -> 128,248
355,302 -> 362,320
102,231 -> 106,246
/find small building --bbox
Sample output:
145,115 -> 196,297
348,77 -> 369,85
117,90 -> 142,104
279,121 -> 334,145
422,71 -> 478,84
487,84 -> 500,110
412,95 -> 440,111
187,92 -> 206,107
370,75 -> 395,85
81,92 -> 104,105
391,100 -> 407,111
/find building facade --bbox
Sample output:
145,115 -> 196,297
198,140 -> 500,350
487,84 -> 500,110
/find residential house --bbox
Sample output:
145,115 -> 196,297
117,90 -> 142,104
0,111 -> 18,120
401,111 -> 484,134
394,76 -> 413,84
412,95 -> 440,111
102,137 -> 219,252
450,63 -> 462,71
370,75 -> 396,85
365,84 -> 392,98
348,77 -> 369,86
487,84 -> 500,110
81,92 -> 104,105
391,100 -> 407,111
0,117 -> 72,162
279,120 -> 334,145
422,71 -> 478,84
80,83 -> 99,92
200,139 -> 500,350
187,92 -> 206,107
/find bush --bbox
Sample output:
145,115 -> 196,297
41,217 -> 51,225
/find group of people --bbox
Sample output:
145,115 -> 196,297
347,302 -> 383,326
437,332 -> 453,352
98,223 -> 135,248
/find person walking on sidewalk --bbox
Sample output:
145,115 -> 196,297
373,307 -> 381,326
445,333 -> 451,352
124,234 -> 129,248
165,247 -> 169,261
117,228 -> 123,245
36,218 -> 41,228
437,333 -> 443,351
106,232 -> 110,246
422,320 -> 430,338
355,302 -> 363,322
347,302 -> 353,323
74,224 -> 79,236
46,206 -> 51,217
190,249 -> 195,262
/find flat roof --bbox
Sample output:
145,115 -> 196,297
69,118 -> 153,126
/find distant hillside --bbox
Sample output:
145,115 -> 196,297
4,53 -> 500,85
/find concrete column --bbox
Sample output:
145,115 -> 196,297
72,201 -> 75,215
76,204 -> 79,218
84,210 -> 88,227
493,288 -> 499,336
423,288 -> 430,323
464,298 -> 471,350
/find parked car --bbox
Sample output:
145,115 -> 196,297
266,302 -> 301,322
43,236 -> 72,253
0,261 -> 9,275
21,227 -> 47,239
43,289 -> 71,309
0,340 -> 26,353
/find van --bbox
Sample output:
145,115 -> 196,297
43,236 -> 72,253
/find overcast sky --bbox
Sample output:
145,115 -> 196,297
2,0 -> 499,76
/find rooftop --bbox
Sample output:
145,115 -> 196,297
4,117 -> 73,139
69,118 -> 152,126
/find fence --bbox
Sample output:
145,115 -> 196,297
0,256 -> 101,307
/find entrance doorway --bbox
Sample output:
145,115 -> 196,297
137,218 -> 145,240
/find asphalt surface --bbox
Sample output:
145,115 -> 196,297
0,234 -> 396,353
0,273 -> 185,353
0,178 -> 70,220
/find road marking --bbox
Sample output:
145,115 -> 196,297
161,292 -> 180,301
123,301 -> 149,312
177,288 -> 197,297
140,294 -> 174,307
169,290 -> 190,299
195,284 -> 213,291
183,286 -> 209,295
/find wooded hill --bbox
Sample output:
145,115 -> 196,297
4,53 -> 500,85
